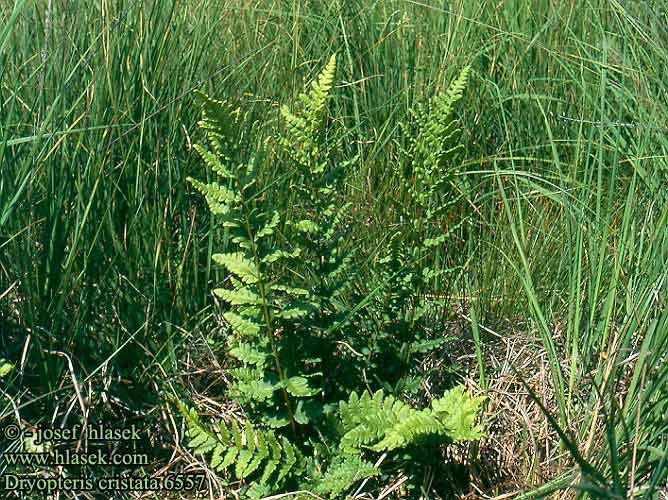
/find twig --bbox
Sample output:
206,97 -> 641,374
352,452 -> 388,498
376,475 -> 408,500
47,350 -> 88,427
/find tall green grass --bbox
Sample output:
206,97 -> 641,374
1,0 -> 666,496
466,1 -> 668,495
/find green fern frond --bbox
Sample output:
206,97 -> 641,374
279,55 -> 337,171
338,385 -> 484,453
354,66 -> 473,395
444,65 -> 471,109
430,385 -> 486,442
313,455 -> 380,497
304,54 -> 337,124
175,401 -> 303,490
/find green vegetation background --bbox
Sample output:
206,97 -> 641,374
1,0 -> 666,497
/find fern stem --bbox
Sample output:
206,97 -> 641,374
239,191 -> 297,435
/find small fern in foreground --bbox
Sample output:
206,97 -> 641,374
338,385 -> 485,453
174,399 -> 303,496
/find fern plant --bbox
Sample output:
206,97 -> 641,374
338,385 -> 484,453
174,396 -> 382,498
174,384 -> 483,498
180,56 -> 484,499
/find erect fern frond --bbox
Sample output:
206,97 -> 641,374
279,55 -> 338,170
444,65 -> 471,109
188,56 -> 352,433
304,54 -> 337,124
354,66 -> 472,396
